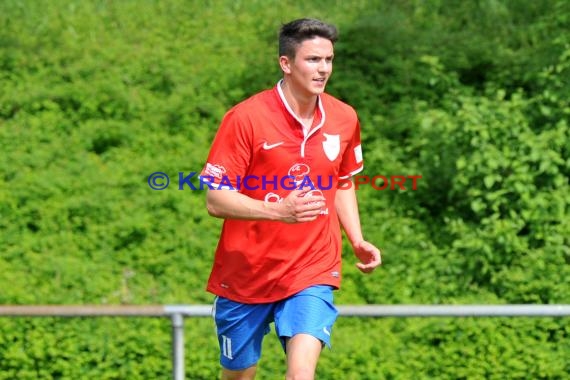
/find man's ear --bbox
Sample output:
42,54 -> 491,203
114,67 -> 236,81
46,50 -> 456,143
279,55 -> 291,74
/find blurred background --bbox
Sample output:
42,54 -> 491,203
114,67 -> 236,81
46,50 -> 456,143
1,0 -> 568,378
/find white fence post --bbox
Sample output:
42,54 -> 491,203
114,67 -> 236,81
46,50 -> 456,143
171,313 -> 185,380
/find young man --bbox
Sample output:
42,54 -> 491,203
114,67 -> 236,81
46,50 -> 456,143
200,18 -> 382,380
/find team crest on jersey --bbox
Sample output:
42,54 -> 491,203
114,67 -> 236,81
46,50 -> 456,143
322,133 -> 340,161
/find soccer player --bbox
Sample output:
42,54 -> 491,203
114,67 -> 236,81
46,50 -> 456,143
200,18 -> 382,380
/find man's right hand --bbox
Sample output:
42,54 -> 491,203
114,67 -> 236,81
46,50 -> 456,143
278,189 -> 327,223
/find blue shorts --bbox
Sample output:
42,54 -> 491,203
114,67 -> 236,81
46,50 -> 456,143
212,285 -> 338,371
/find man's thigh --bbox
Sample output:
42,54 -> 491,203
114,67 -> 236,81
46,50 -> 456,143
213,297 -> 274,371
273,285 -> 338,350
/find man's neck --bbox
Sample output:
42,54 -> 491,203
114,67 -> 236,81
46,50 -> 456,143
280,79 -> 318,120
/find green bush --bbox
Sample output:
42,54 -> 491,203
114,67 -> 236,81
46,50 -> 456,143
1,0 -> 568,378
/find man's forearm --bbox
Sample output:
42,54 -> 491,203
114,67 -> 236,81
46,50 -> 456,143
206,189 -> 284,221
335,185 -> 364,245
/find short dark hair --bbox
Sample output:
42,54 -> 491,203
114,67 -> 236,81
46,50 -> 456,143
279,18 -> 338,58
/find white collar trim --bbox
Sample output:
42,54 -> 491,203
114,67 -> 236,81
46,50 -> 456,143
276,80 -> 326,136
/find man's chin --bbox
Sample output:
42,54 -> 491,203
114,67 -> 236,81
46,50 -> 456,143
311,87 -> 326,95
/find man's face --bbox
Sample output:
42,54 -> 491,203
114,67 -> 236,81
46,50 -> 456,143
281,36 -> 334,97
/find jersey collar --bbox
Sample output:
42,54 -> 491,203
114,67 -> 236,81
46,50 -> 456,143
276,80 -> 326,138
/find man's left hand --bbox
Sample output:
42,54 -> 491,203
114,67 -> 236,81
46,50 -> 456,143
353,240 -> 382,273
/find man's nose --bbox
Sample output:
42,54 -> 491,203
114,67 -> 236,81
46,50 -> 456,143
318,60 -> 331,73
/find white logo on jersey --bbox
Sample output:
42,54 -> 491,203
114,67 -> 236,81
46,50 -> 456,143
288,163 -> 311,183
322,133 -> 340,161
263,141 -> 284,150
323,327 -> 331,336
354,144 -> 363,164
304,189 -> 329,215
264,192 -> 283,203
204,163 -> 226,179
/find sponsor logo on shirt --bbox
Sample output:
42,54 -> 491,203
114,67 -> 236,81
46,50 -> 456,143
204,163 -> 226,179
262,141 -> 284,150
288,163 -> 310,182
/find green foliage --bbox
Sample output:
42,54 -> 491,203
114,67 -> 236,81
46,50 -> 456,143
0,317 -> 175,379
1,0 -> 569,378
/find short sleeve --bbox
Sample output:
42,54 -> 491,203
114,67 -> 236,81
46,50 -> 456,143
338,119 -> 364,179
200,108 -> 252,189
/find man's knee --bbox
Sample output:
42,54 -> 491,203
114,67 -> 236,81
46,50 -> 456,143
221,365 -> 257,380
285,368 -> 315,380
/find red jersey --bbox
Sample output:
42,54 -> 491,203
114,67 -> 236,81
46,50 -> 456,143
200,82 -> 363,303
